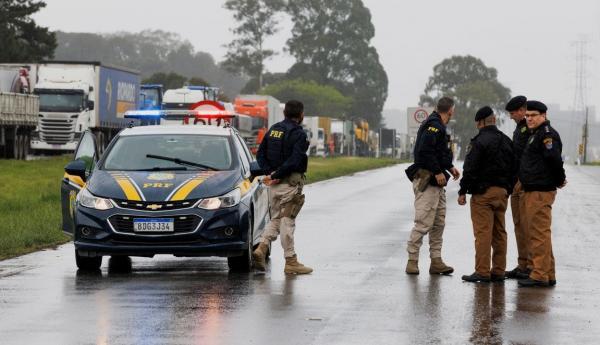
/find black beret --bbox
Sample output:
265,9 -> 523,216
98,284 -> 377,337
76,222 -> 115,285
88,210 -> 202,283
475,106 -> 494,121
505,95 -> 527,111
526,100 -> 547,113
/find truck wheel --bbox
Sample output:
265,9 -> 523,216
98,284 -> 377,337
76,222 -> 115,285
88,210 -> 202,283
75,250 -> 102,271
227,213 -> 254,272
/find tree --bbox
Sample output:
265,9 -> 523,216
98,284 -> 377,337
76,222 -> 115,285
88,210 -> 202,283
420,55 -> 511,158
285,0 -> 388,127
241,72 -> 286,94
260,79 -> 352,118
142,72 -> 188,90
0,0 -> 56,62
222,0 -> 284,89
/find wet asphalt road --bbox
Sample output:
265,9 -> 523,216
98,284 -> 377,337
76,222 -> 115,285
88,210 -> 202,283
1,164 -> 599,345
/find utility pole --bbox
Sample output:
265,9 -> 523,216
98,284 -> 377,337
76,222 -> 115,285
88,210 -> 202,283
582,107 -> 589,164
571,37 -> 590,164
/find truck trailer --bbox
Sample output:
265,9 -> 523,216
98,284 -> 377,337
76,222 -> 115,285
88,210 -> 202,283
30,61 -> 140,153
233,95 -> 284,153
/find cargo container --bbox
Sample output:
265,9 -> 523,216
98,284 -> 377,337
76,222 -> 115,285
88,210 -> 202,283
233,95 -> 283,153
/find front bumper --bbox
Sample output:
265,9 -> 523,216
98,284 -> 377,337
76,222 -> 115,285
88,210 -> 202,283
73,202 -> 250,258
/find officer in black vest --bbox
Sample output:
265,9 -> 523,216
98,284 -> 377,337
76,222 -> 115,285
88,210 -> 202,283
458,106 -> 516,282
252,100 -> 313,275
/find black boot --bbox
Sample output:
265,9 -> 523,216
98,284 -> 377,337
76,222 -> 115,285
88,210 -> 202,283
491,274 -> 505,282
518,278 -> 550,287
462,272 -> 491,283
505,267 -> 529,279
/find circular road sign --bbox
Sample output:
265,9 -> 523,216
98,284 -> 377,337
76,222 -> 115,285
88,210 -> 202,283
413,108 -> 429,123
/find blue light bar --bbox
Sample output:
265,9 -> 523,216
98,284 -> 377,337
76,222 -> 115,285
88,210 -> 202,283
124,110 -> 164,119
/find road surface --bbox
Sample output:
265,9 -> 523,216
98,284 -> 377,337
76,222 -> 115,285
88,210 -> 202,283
1,164 -> 599,344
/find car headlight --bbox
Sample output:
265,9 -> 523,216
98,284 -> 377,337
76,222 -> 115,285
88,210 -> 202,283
198,188 -> 241,210
77,188 -> 114,210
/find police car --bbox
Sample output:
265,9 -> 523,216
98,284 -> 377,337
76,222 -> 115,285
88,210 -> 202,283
60,124 -> 270,271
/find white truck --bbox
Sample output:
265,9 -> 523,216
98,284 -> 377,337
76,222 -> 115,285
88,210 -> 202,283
303,116 -> 325,157
31,61 -> 140,153
0,65 -> 39,159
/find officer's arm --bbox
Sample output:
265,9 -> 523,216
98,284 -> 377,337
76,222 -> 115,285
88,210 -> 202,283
271,131 -> 308,180
541,134 -> 566,186
417,128 -> 443,174
256,131 -> 271,175
458,141 -> 482,195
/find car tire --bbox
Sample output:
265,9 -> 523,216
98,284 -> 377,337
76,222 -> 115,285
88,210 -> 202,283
227,213 -> 253,272
75,250 -> 102,271
108,255 -> 132,273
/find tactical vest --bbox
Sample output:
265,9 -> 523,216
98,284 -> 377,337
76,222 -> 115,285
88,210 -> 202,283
265,121 -> 301,170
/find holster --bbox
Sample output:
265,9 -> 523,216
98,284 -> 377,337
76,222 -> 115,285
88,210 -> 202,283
414,169 -> 432,192
281,193 -> 305,219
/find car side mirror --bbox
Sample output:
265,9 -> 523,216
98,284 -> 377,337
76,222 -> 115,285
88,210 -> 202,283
249,161 -> 263,180
87,100 -> 94,110
65,159 -> 88,182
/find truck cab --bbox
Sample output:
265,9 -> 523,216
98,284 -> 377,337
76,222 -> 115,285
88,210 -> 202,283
139,84 -> 163,110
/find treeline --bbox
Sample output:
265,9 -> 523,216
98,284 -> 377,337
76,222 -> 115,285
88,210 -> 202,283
54,30 -> 247,98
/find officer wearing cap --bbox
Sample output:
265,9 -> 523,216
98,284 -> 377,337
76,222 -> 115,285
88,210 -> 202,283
458,106 -> 516,283
252,100 -> 313,275
518,100 -> 566,287
505,96 -> 532,280
404,96 -> 461,275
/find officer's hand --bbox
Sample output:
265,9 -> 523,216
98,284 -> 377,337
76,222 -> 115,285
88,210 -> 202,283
435,173 -> 447,186
450,167 -> 461,180
458,194 -> 467,206
559,179 -> 568,189
263,175 -> 280,186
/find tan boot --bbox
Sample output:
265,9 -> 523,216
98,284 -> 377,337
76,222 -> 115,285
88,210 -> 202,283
429,257 -> 454,275
284,255 -> 313,275
252,242 -> 269,271
405,260 -> 419,275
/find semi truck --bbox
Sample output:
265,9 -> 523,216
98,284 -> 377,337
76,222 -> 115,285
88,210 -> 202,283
162,86 -> 219,110
30,61 -> 140,153
331,119 -> 353,155
303,116 -> 327,157
0,65 -> 39,159
139,84 -> 164,110
233,95 -> 284,153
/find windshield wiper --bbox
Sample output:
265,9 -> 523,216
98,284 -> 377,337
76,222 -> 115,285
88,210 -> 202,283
146,154 -> 219,171
138,166 -> 188,171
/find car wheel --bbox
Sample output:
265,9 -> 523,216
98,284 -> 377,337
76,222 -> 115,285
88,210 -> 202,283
108,255 -> 132,273
75,250 -> 102,271
227,213 -> 254,272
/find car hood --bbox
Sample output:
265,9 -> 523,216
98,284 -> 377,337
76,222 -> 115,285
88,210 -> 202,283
86,169 -> 240,202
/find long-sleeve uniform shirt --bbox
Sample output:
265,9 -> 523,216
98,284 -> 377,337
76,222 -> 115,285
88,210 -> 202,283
512,118 -> 530,173
519,121 -> 566,192
257,118 -> 309,180
459,125 -> 516,195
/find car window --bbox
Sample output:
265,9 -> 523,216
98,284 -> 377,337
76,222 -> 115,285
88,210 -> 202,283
75,132 -> 96,175
237,133 -> 254,162
233,135 -> 250,174
103,134 -> 233,171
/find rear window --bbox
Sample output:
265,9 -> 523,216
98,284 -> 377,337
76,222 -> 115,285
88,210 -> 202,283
103,134 -> 232,171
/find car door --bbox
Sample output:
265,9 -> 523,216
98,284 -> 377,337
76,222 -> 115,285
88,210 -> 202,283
60,131 -> 98,234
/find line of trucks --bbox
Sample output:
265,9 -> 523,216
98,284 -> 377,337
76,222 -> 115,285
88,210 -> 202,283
0,61 -> 380,159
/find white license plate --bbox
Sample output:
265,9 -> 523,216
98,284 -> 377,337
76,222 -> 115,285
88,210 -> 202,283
133,218 -> 174,232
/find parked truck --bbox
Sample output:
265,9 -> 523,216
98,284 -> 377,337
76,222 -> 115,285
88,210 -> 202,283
139,84 -> 164,110
0,65 -> 39,159
233,95 -> 284,153
331,119 -> 353,155
30,61 -> 140,153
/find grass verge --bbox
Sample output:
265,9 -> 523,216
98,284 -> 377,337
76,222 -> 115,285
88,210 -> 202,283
0,156 -> 401,260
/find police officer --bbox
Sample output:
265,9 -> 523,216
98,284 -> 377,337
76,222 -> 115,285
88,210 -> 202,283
505,96 -> 532,280
404,97 -> 460,275
518,101 -> 566,287
458,106 -> 516,283
252,100 -> 313,275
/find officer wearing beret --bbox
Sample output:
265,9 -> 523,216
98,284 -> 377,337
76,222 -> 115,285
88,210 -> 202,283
505,96 -> 532,279
404,96 -> 460,275
253,100 -> 313,275
518,100 -> 566,287
458,106 -> 516,282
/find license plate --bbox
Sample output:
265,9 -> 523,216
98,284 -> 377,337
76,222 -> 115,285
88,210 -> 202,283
133,218 -> 174,232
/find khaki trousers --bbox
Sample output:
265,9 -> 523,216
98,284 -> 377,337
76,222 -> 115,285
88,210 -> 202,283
510,181 -> 532,270
407,179 -> 446,261
523,191 -> 556,282
260,176 -> 304,258
470,187 -> 509,277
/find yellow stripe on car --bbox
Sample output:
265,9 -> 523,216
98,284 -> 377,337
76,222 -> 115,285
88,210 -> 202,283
110,173 -> 142,201
64,173 -> 85,188
238,179 -> 252,196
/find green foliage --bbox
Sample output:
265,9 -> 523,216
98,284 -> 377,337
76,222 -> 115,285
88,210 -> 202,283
285,0 -> 388,128
54,30 -> 246,98
143,72 -> 188,90
0,0 -> 57,62
306,157 -> 400,184
260,79 -> 352,118
420,55 -> 511,157
241,72 -> 287,94
0,157 -> 70,260
222,0 -> 284,89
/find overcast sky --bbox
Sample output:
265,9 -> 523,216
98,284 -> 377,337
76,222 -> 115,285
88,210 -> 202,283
34,0 -> 600,113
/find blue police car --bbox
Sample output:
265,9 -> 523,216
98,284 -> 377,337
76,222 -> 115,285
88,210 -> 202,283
60,125 -> 270,271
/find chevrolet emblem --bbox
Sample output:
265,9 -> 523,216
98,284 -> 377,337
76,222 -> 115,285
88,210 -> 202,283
146,204 -> 163,210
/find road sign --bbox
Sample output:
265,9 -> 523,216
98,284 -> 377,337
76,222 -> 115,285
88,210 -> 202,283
407,107 -> 434,137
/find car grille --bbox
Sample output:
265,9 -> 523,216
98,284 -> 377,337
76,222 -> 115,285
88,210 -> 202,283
113,199 -> 198,211
108,215 -> 202,235
40,118 -> 76,144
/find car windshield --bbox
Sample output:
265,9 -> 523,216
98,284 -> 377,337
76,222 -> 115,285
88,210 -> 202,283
103,134 -> 233,171
140,89 -> 160,110
37,92 -> 84,112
